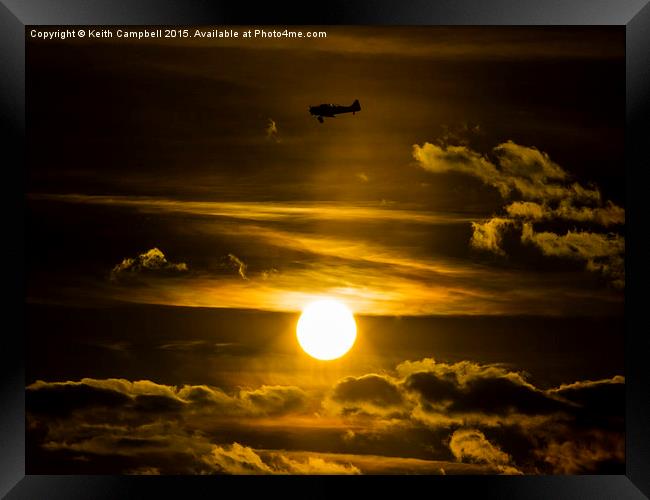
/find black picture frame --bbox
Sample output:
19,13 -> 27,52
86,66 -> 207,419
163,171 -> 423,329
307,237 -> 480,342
2,1 -> 648,498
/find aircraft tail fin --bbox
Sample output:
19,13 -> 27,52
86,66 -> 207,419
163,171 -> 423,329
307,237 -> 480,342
351,99 -> 361,112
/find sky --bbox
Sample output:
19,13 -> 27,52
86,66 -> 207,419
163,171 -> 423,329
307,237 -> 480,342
26,26 -> 625,475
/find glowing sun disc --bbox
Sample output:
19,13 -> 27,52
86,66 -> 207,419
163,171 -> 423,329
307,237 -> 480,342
297,299 -> 357,360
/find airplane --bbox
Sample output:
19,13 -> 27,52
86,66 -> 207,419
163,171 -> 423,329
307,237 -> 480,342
309,99 -> 361,123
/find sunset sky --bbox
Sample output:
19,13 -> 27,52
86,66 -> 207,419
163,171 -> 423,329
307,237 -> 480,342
26,26 -> 625,475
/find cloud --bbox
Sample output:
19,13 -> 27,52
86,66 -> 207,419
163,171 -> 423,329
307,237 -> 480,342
394,358 -> 624,423
356,172 -> 369,182
26,361 -> 624,474
505,200 -> 624,227
327,358 -> 624,443
329,375 -> 404,416
27,378 -> 309,420
549,376 -> 625,421
398,358 -> 567,417
27,380 -> 133,417
412,138 -> 624,287
239,385 -> 308,416
467,217 -> 625,286
493,141 -> 568,188
413,140 -> 600,203
125,467 -> 161,475
437,122 -> 482,147
536,430 -> 625,474
31,362 -> 619,432
227,253 -> 248,280
266,454 -> 361,474
521,223 -> 625,287
203,442 -> 273,474
211,446 -> 365,475
157,340 -> 208,351
413,142 -> 506,194
38,194 -> 620,317
520,223 -> 624,260
449,428 -> 522,474
38,194 -> 617,314
554,200 -> 625,226
265,118 -> 280,142
110,248 -> 188,281
32,194 -> 473,226
470,218 -> 514,255
86,253 -> 623,317
504,201 -> 549,220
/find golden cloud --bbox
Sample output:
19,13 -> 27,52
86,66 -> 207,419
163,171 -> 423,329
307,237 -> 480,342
110,248 -> 188,281
449,428 -> 522,475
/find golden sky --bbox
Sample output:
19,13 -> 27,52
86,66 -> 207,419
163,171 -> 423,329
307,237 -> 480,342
26,26 -> 625,475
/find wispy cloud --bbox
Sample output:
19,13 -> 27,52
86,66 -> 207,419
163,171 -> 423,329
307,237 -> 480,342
29,194 -> 476,225
227,253 -> 248,280
265,118 -> 280,143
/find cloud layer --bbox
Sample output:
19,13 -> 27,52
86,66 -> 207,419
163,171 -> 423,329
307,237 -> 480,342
27,357 -> 624,475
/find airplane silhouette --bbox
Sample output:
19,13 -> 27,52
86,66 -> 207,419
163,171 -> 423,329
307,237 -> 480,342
309,99 -> 361,123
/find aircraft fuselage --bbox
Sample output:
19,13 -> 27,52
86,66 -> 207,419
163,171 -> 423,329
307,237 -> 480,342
309,99 -> 361,123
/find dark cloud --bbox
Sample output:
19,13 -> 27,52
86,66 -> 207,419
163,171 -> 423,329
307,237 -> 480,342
26,378 -> 309,420
550,376 -> 625,425
27,380 -> 131,417
552,376 -> 624,406
332,358 -> 624,474
133,394 -> 186,413
405,370 -> 566,416
26,360 -> 624,474
535,430 -> 625,474
402,371 -> 459,403
332,374 -> 403,407
394,358 -> 623,423
240,385 -> 308,416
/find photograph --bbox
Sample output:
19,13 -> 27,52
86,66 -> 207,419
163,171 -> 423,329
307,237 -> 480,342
25,26 -> 626,475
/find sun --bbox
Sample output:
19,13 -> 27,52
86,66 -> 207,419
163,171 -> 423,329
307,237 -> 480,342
296,299 -> 357,360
